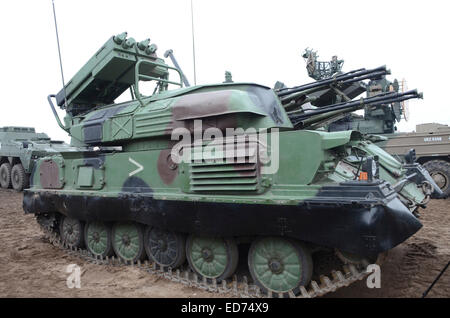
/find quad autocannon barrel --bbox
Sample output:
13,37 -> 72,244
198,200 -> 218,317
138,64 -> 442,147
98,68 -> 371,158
276,66 -> 390,105
289,89 -> 422,129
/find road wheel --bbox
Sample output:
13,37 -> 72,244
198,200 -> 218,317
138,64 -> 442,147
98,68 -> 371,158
0,163 -> 12,189
112,222 -> 146,262
423,160 -> 450,199
85,221 -> 113,258
11,163 -> 28,191
144,227 -> 186,269
186,235 -> 238,281
60,215 -> 85,248
248,237 -> 313,294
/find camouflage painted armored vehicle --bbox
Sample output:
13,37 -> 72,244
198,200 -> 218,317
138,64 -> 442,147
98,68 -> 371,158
23,33 -> 440,296
0,127 -> 70,191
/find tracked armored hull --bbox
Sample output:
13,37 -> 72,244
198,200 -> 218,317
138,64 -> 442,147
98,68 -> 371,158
24,132 -> 423,259
24,33 -> 437,296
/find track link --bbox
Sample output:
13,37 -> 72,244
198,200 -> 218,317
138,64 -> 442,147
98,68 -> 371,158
39,222 -> 371,298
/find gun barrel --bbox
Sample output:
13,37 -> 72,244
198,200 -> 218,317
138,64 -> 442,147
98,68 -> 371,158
280,69 -> 389,105
289,89 -> 421,129
277,65 -> 389,100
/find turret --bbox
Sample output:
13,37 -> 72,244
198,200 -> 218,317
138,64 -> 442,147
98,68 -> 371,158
297,49 -> 410,134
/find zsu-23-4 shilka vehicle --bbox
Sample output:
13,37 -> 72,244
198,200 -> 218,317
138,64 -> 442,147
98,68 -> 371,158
23,33 -> 441,297
0,127 -> 70,191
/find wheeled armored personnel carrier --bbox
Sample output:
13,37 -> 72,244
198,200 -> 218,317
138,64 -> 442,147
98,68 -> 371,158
23,33 -> 440,296
0,126 -> 70,191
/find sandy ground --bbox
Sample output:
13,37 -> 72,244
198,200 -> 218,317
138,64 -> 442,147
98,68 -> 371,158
0,189 -> 448,298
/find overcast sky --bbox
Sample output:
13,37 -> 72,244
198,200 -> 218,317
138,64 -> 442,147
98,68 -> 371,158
1,0 -> 449,142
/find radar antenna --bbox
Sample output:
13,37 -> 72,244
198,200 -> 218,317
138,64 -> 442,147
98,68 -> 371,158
302,48 -> 344,80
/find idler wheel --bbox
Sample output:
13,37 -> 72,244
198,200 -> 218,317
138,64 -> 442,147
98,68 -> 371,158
186,235 -> 238,281
112,222 -> 145,262
85,222 -> 113,258
248,237 -> 313,294
144,227 -> 186,269
59,216 -> 85,248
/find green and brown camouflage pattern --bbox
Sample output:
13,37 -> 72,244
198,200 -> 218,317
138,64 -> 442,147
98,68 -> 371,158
68,83 -> 292,146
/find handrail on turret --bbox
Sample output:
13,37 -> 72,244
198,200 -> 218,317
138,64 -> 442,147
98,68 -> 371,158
134,59 -> 184,107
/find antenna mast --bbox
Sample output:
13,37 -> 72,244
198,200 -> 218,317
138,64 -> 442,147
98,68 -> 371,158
191,0 -> 197,85
51,0 -> 68,109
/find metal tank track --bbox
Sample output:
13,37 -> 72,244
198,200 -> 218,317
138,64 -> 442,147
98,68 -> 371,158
38,222 -> 372,298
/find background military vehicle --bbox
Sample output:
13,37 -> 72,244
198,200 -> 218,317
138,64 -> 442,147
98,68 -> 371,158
0,126 -> 70,191
378,123 -> 450,199
23,33 -> 438,297
300,49 -> 450,198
